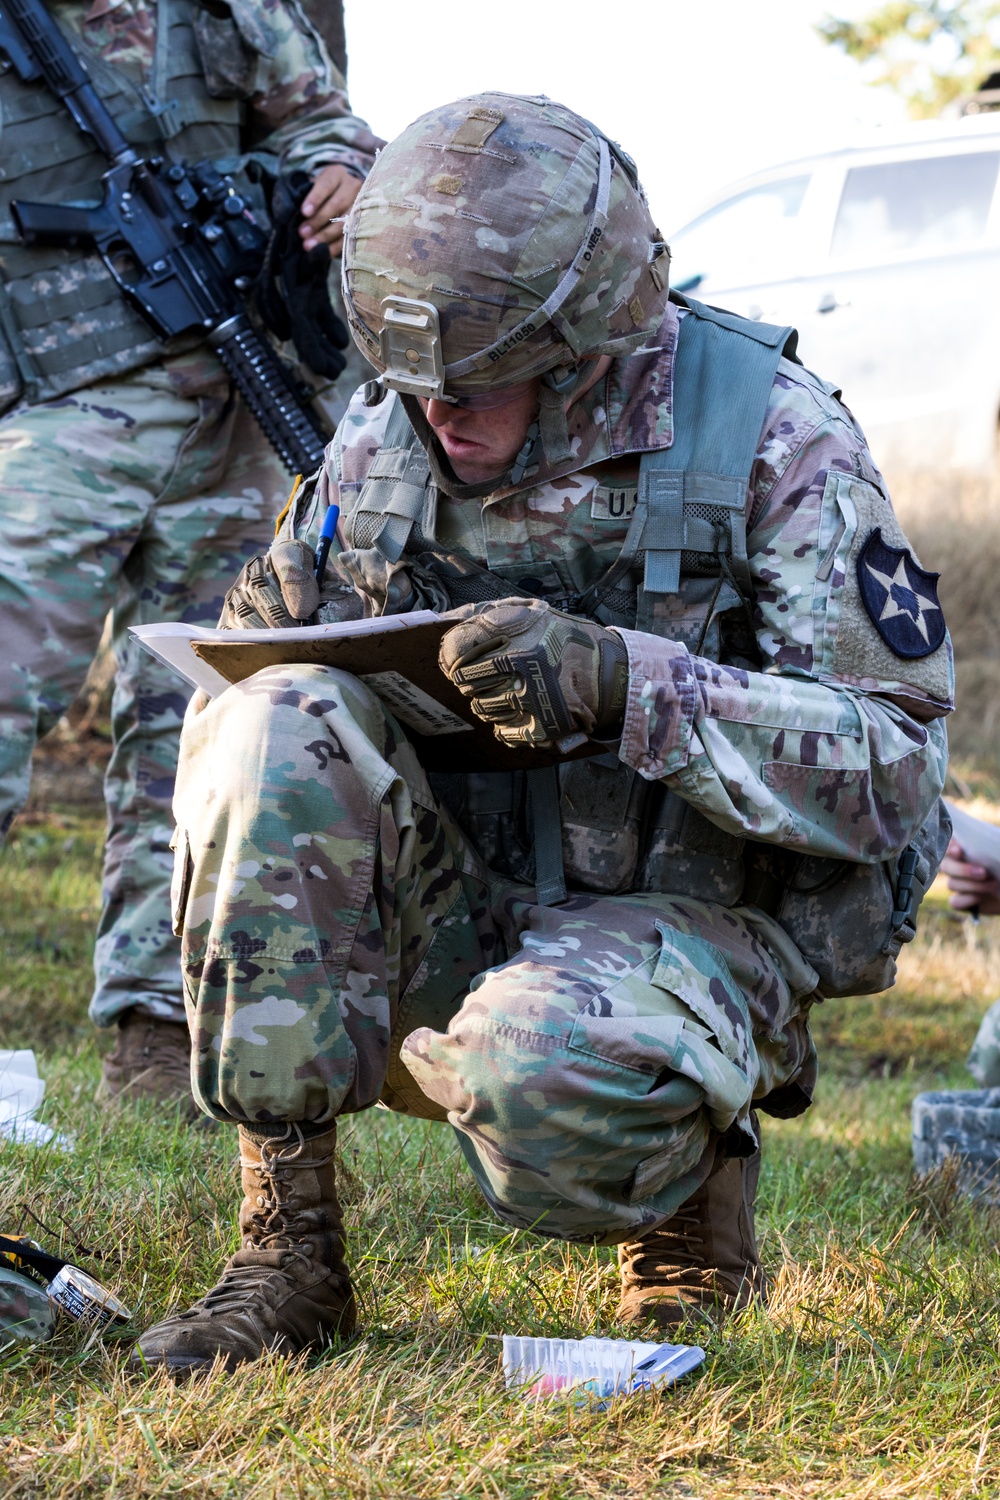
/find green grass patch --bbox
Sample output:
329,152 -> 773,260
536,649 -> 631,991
3,815 -> 1000,1498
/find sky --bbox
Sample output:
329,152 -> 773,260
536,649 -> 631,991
342,0 -> 909,233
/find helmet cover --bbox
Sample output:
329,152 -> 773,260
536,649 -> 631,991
342,92 -> 670,399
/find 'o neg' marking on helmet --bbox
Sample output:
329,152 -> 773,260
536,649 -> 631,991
580,226 -> 604,264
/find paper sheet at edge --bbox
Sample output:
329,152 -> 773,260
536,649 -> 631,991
944,799 -> 1000,882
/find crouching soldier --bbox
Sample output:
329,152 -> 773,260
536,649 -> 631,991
132,93 -> 953,1373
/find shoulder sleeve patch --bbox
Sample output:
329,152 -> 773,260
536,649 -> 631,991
856,527 -> 946,658
815,473 -> 952,708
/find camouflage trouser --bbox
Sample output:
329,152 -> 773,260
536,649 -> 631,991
0,363 -> 288,1025
174,663 -> 821,1243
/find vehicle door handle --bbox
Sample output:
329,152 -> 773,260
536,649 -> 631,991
817,291 -> 850,314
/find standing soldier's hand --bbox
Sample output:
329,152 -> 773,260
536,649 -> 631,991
300,164 -> 363,254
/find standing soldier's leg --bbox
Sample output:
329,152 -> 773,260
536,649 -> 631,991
94,396 -> 283,1111
0,395 -> 155,838
0,375 -> 228,843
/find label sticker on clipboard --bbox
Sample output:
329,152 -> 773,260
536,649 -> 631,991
359,671 -> 473,737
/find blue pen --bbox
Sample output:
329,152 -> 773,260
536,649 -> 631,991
313,503 -> 340,587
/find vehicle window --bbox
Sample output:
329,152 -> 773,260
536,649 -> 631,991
831,151 -> 1000,260
668,176 -> 811,290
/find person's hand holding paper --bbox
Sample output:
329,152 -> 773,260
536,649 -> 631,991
942,801 -> 1000,915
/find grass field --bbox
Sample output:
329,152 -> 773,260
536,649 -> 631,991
5,808 -> 1000,1499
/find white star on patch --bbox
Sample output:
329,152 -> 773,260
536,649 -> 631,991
865,554 -> 940,643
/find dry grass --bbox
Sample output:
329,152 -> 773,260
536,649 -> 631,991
5,820 -> 1000,1498
891,472 -> 1000,786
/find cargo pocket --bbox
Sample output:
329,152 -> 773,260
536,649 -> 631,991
169,827 -> 193,938
651,923 -> 753,1064
628,1116 -> 711,1203
566,920 -> 758,1210
192,7 -> 261,97
649,921 -> 758,1137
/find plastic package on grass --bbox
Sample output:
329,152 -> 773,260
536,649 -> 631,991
502,1334 -> 704,1404
0,1050 -> 73,1150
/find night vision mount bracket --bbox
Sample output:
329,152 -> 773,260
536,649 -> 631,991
378,296 -> 447,399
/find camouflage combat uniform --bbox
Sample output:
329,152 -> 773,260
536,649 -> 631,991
0,0 -> 381,1027
171,294 -> 953,1243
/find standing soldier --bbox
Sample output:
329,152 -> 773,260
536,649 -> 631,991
0,0 -> 381,1114
131,93 -> 953,1372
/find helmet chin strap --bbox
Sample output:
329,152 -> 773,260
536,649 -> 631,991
536,365 -> 580,468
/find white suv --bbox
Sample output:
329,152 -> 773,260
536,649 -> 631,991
668,117 -> 1000,478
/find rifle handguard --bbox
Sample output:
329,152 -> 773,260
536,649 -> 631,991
209,315 -> 328,474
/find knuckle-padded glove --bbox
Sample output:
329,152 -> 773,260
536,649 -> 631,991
438,597 -> 629,749
219,539 -> 321,629
254,172 -> 349,381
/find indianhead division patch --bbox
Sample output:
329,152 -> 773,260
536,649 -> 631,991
857,527 -> 945,659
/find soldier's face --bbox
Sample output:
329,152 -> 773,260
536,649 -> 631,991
422,381 -> 540,483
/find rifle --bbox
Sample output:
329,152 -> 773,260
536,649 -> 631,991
0,0 -> 329,473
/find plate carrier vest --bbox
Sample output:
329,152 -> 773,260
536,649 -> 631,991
0,0 -> 267,408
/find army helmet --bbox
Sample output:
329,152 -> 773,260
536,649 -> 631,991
341,92 -> 671,406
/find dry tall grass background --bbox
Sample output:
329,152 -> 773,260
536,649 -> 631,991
892,471 -> 1000,784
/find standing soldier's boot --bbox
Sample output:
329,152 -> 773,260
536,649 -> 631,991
131,1124 -> 356,1375
617,1133 -> 766,1330
97,1010 -> 199,1120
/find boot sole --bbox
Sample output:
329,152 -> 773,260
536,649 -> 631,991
128,1349 -> 247,1378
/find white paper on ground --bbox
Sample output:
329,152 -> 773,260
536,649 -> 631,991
129,612 -> 444,699
944,800 -> 1000,882
0,1050 -> 73,1150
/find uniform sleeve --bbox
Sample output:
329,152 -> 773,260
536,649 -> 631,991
244,1 -> 383,179
615,371 -> 953,863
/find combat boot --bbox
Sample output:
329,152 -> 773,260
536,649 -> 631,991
130,1123 -> 356,1375
97,1009 -> 199,1120
617,1133 -> 766,1331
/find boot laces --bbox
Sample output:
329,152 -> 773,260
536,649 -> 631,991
196,1262 -> 300,1316
626,1200 -> 707,1281
241,1124 -> 335,1258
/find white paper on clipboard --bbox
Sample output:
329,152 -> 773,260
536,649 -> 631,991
944,800 -> 1000,881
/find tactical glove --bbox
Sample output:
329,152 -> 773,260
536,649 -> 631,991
439,598 -> 629,749
254,172 -> 349,381
219,539 -> 320,629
